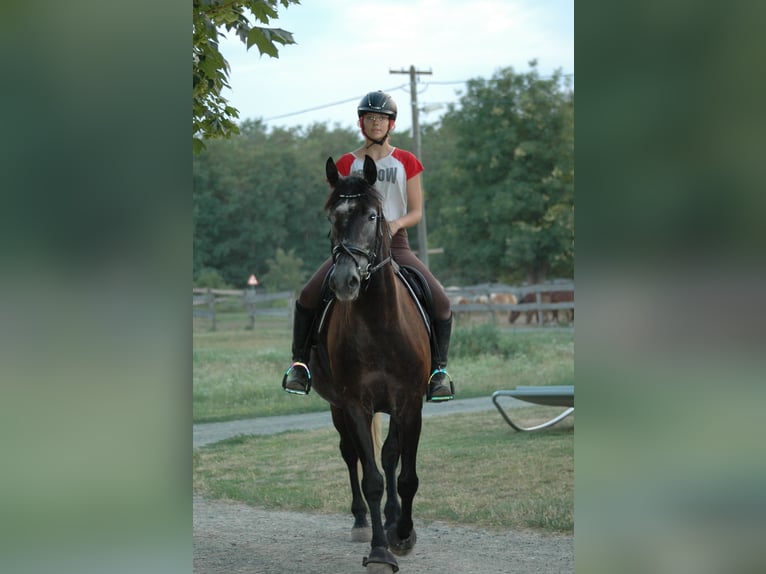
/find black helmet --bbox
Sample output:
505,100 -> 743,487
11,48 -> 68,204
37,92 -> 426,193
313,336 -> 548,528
357,91 -> 397,121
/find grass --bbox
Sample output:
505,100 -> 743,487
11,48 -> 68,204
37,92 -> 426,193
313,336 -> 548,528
193,409 -> 574,533
193,313 -> 574,423
193,312 -> 574,534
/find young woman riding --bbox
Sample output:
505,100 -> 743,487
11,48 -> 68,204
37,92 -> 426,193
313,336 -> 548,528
282,90 -> 454,402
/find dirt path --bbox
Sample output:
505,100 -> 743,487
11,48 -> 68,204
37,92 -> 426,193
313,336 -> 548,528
193,397 -> 573,573
194,496 -> 573,574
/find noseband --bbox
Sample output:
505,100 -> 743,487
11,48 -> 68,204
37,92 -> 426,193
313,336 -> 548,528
332,241 -> 378,282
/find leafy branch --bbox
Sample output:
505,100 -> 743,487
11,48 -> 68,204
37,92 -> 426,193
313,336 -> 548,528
193,0 -> 300,153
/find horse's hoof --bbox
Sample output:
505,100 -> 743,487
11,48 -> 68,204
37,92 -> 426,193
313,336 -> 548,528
365,564 -> 396,574
362,546 -> 399,573
386,526 -> 417,556
351,524 -> 371,542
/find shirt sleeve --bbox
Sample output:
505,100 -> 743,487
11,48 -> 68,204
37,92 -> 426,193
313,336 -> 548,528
392,148 -> 424,179
334,153 -> 357,177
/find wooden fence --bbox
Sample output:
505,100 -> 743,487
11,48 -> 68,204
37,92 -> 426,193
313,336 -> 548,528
193,287 -> 294,331
193,280 -> 574,331
448,281 -> 575,327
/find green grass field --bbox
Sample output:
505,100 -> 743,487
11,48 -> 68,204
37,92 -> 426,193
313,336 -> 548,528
194,409 -> 574,532
193,313 -> 574,423
193,312 -> 574,533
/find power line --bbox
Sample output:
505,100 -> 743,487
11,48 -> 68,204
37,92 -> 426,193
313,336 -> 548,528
263,84 -> 408,122
261,73 -> 574,122
427,72 -> 573,86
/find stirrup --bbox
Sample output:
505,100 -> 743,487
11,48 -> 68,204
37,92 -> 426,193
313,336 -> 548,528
426,368 -> 454,402
282,361 -> 311,395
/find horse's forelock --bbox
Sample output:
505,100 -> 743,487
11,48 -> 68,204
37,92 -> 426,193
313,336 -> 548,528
324,175 -> 382,212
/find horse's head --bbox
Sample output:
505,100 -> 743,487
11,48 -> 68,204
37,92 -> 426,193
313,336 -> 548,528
324,155 -> 387,301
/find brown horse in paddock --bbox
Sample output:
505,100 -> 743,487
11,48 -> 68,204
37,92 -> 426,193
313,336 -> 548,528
549,290 -> 574,323
309,156 -> 431,573
509,292 -> 541,324
509,290 -> 574,324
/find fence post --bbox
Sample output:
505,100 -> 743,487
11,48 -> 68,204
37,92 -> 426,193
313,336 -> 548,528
487,289 -> 497,325
535,289 -> 543,326
245,287 -> 256,330
207,288 -> 216,331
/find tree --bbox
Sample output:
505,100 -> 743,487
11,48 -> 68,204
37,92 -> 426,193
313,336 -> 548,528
193,0 -> 300,153
428,62 -> 574,285
192,65 -> 574,288
261,248 -> 306,292
192,121 -> 360,287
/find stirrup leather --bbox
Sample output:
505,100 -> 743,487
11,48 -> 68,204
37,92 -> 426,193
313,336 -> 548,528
282,361 -> 311,395
426,368 -> 454,402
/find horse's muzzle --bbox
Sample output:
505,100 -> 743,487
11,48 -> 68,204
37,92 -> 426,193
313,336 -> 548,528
329,264 -> 362,301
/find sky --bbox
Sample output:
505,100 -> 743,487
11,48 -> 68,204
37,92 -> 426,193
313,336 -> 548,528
219,0 -> 573,134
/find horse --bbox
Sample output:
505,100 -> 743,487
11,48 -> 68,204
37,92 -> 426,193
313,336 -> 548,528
509,292 -> 541,325
549,289 -> 574,323
509,290 -> 574,324
308,155 -> 432,573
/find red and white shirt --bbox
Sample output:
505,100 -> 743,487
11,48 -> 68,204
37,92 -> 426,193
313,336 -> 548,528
334,148 -> 424,221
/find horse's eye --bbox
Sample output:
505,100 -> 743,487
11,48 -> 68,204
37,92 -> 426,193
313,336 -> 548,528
369,213 -> 377,221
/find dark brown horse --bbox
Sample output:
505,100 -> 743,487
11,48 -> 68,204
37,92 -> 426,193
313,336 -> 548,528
309,155 -> 431,573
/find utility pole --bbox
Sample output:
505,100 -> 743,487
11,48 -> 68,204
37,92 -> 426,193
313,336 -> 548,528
390,65 -> 432,267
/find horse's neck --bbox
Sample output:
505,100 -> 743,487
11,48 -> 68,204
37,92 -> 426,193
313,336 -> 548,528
353,265 -> 398,314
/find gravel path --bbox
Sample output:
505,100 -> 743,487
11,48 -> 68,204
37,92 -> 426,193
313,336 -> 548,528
194,496 -> 573,574
193,397 -> 574,573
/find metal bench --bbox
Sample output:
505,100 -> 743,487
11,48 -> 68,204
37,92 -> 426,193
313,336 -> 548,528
491,385 -> 574,431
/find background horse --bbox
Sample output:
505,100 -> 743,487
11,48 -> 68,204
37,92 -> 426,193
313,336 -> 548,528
309,155 -> 431,573
509,290 -> 574,325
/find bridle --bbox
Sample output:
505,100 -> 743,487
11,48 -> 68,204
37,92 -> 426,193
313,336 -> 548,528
330,194 -> 392,284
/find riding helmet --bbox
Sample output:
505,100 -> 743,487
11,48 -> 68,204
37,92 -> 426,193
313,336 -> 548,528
357,91 -> 397,121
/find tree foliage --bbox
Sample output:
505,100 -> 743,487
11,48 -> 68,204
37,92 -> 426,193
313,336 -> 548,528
193,63 -> 574,291
426,62 -> 574,284
261,248 -> 306,292
193,0 -> 300,153
193,121 -> 360,288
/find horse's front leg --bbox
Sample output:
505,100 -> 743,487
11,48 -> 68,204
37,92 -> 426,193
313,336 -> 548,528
344,407 -> 399,573
331,406 -> 370,542
381,418 -> 401,529
387,410 -> 422,556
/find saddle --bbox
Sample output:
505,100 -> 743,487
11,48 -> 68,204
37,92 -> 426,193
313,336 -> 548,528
394,263 -> 433,337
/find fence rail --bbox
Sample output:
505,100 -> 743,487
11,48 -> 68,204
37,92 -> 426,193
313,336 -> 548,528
448,281 -> 574,327
192,280 -> 574,331
193,288 -> 294,331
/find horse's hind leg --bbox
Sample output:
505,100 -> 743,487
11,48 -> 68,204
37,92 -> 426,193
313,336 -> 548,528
331,406 -> 369,542
381,418 -> 401,529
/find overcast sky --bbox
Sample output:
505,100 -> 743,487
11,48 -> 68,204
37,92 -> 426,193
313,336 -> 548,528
219,0 -> 573,133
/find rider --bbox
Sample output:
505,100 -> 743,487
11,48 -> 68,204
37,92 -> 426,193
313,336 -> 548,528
281,90 -> 454,402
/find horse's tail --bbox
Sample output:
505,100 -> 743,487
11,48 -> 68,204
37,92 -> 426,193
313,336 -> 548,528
358,412 -> 384,478
371,412 -> 384,473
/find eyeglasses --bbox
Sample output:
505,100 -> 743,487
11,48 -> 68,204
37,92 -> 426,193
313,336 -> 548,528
363,114 -> 390,123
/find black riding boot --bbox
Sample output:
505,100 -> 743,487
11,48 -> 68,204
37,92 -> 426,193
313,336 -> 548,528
427,314 -> 455,402
282,301 -> 316,395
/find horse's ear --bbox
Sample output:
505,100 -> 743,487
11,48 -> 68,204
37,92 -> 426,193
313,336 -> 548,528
326,157 -> 339,187
363,155 -> 378,186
